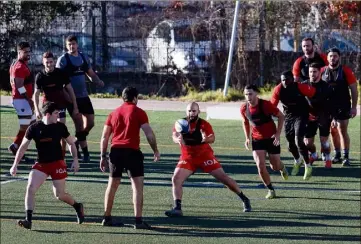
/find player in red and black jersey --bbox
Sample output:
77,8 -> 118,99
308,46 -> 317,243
321,48 -> 358,166
9,102 -> 84,230
8,42 -> 36,158
241,85 -> 288,199
271,71 -> 316,180
164,102 -> 251,217
34,52 -> 78,158
302,63 -> 333,168
100,86 -> 159,229
292,37 -> 328,82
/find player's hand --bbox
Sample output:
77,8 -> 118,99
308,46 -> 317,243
174,133 -> 184,145
153,151 -> 160,162
100,157 -> 108,172
350,107 -> 357,118
96,80 -> 104,87
10,165 -> 17,176
331,119 -> 338,128
70,160 -> 79,174
35,111 -> 43,120
272,133 -> 281,146
244,138 -> 250,150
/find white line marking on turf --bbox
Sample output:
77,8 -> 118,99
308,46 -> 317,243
1,174 -> 359,194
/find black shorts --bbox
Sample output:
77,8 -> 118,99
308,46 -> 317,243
252,138 -> 281,155
285,116 -> 308,140
109,147 -> 144,178
305,116 -> 332,138
331,106 -> 351,121
67,96 -> 94,115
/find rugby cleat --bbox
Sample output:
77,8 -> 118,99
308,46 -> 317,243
303,166 -> 313,180
280,167 -> 289,180
17,219 -> 32,230
165,208 -> 183,217
332,155 -> 342,164
265,190 -> 276,199
324,160 -> 332,169
291,163 -> 301,176
134,221 -> 152,230
76,203 -> 85,224
342,158 -> 351,167
242,198 -> 252,212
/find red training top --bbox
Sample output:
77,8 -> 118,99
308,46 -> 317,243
173,119 -> 214,158
240,100 -> 279,140
105,102 -> 149,150
10,60 -> 33,99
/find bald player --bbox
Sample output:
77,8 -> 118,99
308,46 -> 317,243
164,102 -> 251,217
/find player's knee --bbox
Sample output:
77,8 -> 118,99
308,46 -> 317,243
86,121 -> 95,130
171,175 -> 184,186
26,184 -> 37,195
321,141 -> 330,149
54,191 -> 65,201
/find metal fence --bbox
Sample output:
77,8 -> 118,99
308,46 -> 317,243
1,2 -> 360,93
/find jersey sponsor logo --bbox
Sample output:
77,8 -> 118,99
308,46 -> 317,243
203,159 -> 218,166
40,138 -> 52,142
56,168 -> 67,174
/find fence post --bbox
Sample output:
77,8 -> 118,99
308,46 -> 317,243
92,16 -> 96,69
101,2 -> 108,72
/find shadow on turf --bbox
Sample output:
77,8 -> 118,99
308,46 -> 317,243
2,149 -> 360,180
3,214 -> 360,241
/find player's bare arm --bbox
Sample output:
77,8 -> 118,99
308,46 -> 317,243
65,135 -> 79,173
64,83 -> 79,116
172,131 -> 183,144
99,125 -> 112,172
141,123 -> 160,161
86,68 -> 104,87
241,116 -> 251,150
33,88 -> 42,119
349,83 -> 358,118
273,111 -> 285,146
10,138 -> 31,176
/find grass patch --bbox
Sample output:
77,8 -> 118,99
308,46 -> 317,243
0,107 -> 360,244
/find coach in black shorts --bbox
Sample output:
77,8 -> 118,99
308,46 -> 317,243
99,86 -> 160,229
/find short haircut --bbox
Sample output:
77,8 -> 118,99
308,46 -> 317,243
327,47 -> 341,56
122,86 -> 139,102
302,37 -> 314,45
244,84 -> 260,93
309,62 -> 322,70
42,102 -> 59,115
42,51 -> 54,59
66,35 -> 78,43
281,70 -> 293,78
17,42 -> 30,51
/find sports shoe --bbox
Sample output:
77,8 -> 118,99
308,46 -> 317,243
134,221 -> 152,230
242,198 -> 252,212
17,219 -> 32,230
280,167 -> 289,180
265,190 -> 276,199
76,203 -> 85,224
8,143 -> 18,156
342,158 -> 351,167
291,163 -> 301,176
324,160 -> 332,169
101,217 -> 124,227
303,166 -> 313,180
165,208 -> 183,217
332,155 -> 342,164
